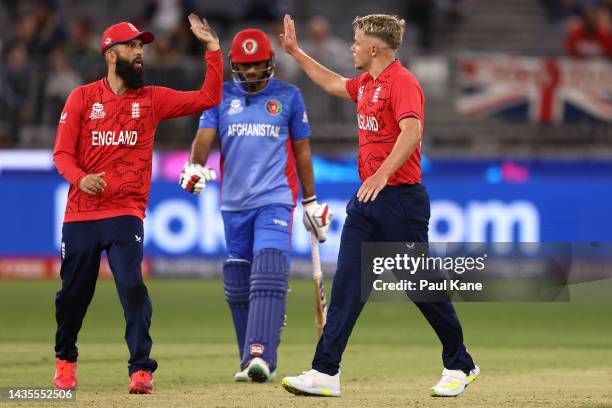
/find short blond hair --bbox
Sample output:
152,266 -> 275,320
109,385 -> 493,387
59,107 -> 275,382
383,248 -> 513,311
352,14 -> 405,50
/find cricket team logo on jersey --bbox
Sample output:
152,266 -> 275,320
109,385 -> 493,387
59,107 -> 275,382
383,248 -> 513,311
89,102 -> 106,120
265,99 -> 282,116
228,98 -> 243,115
241,39 -> 258,55
131,102 -> 140,118
249,343 -> 264,357
372,86 -> 382,103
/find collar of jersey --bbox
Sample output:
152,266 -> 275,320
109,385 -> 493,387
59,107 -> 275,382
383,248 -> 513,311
102,76 -> 138,96
367,59 -> 401,82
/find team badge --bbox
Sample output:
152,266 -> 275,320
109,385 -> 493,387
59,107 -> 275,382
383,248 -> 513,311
131,102 -> 140,118
241,39 -> 258,55
229,98 -> 243,115
372,86 -> 382,103
249,343 -> 264,357
265,99 -> 282,116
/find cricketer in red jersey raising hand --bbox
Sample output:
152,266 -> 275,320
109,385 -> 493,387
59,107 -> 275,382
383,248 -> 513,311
51,14 -> 222,394
279,13 -> 479,398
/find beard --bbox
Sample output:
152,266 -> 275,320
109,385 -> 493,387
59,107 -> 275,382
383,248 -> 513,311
115,56 -> 144,89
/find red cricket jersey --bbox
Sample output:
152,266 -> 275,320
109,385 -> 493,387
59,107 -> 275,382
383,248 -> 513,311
345,60 -> 424,185
53,50 -> 223,223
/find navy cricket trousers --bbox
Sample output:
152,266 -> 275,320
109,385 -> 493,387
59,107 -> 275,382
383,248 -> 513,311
312,184 -> 475,375
55,216 -> 157,375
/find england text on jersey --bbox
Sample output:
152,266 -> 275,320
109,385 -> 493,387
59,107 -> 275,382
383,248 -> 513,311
92,130 -> 138,146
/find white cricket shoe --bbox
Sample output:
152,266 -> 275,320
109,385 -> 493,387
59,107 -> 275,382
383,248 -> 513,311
430,365 -> 480,397
234,367 -> 250,382
281,369 -> 340,397
246,357 -> 277,383
235,364 -> 277,383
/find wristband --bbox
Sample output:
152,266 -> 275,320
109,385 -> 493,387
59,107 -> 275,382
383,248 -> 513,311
302,195 -> 317,205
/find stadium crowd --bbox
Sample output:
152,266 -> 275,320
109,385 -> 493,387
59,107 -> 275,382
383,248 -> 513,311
0,0 -> 610,148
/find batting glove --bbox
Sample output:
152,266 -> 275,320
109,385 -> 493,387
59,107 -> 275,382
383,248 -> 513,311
179,161 -> 216,194
303,195 -> 332,243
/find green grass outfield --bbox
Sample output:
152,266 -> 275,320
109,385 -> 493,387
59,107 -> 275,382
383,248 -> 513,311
0,278 -> 611,407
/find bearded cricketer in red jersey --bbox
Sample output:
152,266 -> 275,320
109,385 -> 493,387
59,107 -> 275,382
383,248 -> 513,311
52,14 -> 222,394
279,14 -> 479,398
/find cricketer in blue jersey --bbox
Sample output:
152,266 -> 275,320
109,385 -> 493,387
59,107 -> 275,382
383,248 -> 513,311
179,28 -> 332,383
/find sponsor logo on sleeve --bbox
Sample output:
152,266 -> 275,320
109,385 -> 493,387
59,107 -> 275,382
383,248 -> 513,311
59,112 -> 67,123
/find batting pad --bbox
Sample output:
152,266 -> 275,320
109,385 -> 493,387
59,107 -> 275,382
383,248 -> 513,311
223,259 -> 251,361
242,248 -> 289,371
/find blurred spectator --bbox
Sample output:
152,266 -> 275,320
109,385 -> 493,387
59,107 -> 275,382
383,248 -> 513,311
565,5 -> 612,57
541,0 -> 583,23
240,0 -> 283,23
0,43 -> 36,144
301,15 -> 353,76
149,32 -> 182,69
142,0 -> 194,34
65,16 -> 102,84
44,46 -> 82,126
29,0 -> 66,58
402,0 -> 437,50
437,0 -> 472,29
10,14 -> 37,54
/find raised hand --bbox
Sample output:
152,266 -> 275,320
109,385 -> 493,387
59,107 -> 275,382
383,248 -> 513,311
188,13 -> 220,52
279,14 -> 300,56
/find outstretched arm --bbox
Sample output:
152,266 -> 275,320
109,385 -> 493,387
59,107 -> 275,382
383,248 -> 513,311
279,15 -> 351,100
153,14 -> 223,121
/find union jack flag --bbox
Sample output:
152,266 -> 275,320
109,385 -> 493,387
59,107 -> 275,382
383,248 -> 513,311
456,54 -> 612,124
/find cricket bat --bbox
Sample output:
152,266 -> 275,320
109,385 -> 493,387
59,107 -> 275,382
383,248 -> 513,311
311,233 -> 328,339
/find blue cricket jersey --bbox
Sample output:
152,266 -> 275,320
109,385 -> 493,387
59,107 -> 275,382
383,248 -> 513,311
199,79 -> 310,211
